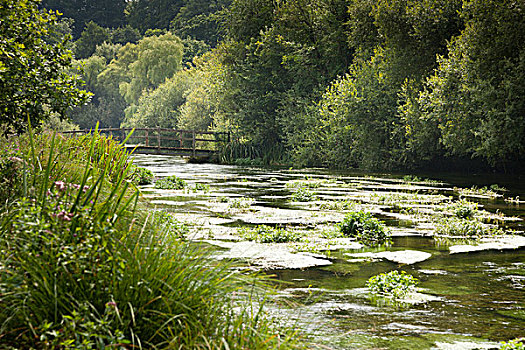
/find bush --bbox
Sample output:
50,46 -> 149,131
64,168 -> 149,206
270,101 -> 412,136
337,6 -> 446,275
339,211 -> 391,246
367,270 -> 419,298
132,166 -> 154,185
155,175 -> 187,189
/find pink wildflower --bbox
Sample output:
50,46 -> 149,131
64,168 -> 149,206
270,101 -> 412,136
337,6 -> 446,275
54,181 -> 66,192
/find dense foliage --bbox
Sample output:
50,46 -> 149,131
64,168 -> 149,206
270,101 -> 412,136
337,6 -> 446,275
0,130 -> 303,348
36,0 -> 525,171
0,0 -> 89,134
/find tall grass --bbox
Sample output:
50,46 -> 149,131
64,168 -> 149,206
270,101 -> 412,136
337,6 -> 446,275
0,128 -> 302,349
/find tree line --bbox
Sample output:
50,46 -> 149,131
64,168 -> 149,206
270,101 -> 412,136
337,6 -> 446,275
2,0 -> 524,171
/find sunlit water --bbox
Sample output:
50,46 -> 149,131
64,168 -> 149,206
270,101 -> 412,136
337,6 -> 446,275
133,155 -> 525,350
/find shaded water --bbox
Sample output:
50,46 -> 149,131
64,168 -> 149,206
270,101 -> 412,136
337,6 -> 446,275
133,155 -> 525,349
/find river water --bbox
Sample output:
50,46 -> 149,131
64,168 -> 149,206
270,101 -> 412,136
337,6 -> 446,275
133,155 -> 525,350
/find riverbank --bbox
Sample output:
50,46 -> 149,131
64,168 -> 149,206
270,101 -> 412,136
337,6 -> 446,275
0,131 -> 303,349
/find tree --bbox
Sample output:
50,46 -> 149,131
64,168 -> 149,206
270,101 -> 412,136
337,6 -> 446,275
41,0 -> 127,39
170,0 -> 231,47
118,33 -> 184,104
125,0 -> 184,33
411,0 -> 525,166
0,0 -> 89,133
74,21 -> 110,59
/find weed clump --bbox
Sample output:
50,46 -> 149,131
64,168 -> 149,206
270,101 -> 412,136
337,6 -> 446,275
501,339 -> 524,350
447,199 -> 478,219
240,225 -> 303,243
434,217 -> 503,238
367,270 -> 419,298
291,187 -> 317,202
155,175 -> 187,189
131,166 -> 154,185
339,211 -> 391,247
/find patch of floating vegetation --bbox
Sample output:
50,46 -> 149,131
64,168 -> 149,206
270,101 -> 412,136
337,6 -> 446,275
227,197 -> 255,212
290,187 -> 317,202
454,185 -> 505,199
339,211 -> 392,247
238,225 -> 303,243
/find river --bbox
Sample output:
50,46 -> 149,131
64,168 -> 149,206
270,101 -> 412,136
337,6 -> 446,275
133,154 -> 525,350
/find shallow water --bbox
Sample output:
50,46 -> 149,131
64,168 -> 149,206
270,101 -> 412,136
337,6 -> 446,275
133,155 -> 525,349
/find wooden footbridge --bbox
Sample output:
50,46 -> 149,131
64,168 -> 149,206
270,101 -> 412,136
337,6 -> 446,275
63,128 -> 230,157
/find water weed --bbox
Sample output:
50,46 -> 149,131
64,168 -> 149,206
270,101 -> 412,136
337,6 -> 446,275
131,166 -> 154,185
291,187 -> 317,202
434,217 -> 504,238
367,270 -> 419,298
240,225 -> 303,243
501,339 -> 525,350
339,211 -> 391,247
155,175 -> 187,190
228,197 -> 255,211
447,199 -> 478,219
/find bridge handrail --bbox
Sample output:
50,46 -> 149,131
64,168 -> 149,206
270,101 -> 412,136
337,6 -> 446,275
61,127 -> 230,157
62,127 -> 229,135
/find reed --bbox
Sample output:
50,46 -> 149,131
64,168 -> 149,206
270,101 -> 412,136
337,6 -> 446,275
0,127 -> 303,349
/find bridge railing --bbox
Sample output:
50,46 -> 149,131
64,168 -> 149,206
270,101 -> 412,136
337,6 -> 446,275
62,128 -> 230,156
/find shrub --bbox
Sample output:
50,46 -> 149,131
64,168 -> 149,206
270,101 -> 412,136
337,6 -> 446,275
339,211 -> 391,246
240,225 -> 303,243
155,175 -> 187,189
132,166 -> 154,185
291,187 -> 317,202
367,270 -> 419,298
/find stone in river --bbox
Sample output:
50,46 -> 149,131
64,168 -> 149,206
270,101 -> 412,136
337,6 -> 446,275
346,250 -> 432,265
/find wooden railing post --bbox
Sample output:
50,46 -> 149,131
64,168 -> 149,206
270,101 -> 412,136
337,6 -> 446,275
179,130 -> 184,149
145,130 -> 149,146
157,127 -> 161,150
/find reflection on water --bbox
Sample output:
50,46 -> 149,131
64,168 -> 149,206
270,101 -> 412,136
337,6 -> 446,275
133,154 -> 524,349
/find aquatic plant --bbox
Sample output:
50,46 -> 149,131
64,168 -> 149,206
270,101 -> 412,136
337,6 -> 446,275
434,217 -> 504,238
228,197 -> 255,211
339,211 -> 391,247
318,200 -> 356,211
240,225 -> 303,243
501,339 -> 525,350
155,175 -> 187,189
286,180 -> 325,189
192,183 -> 210,192
447,199 -> 478,219
151,209 -> 189,239
367,270 -> 419,298
291,187 -> 317,202
131,166 -> 154,185
455,185 -> 503,199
